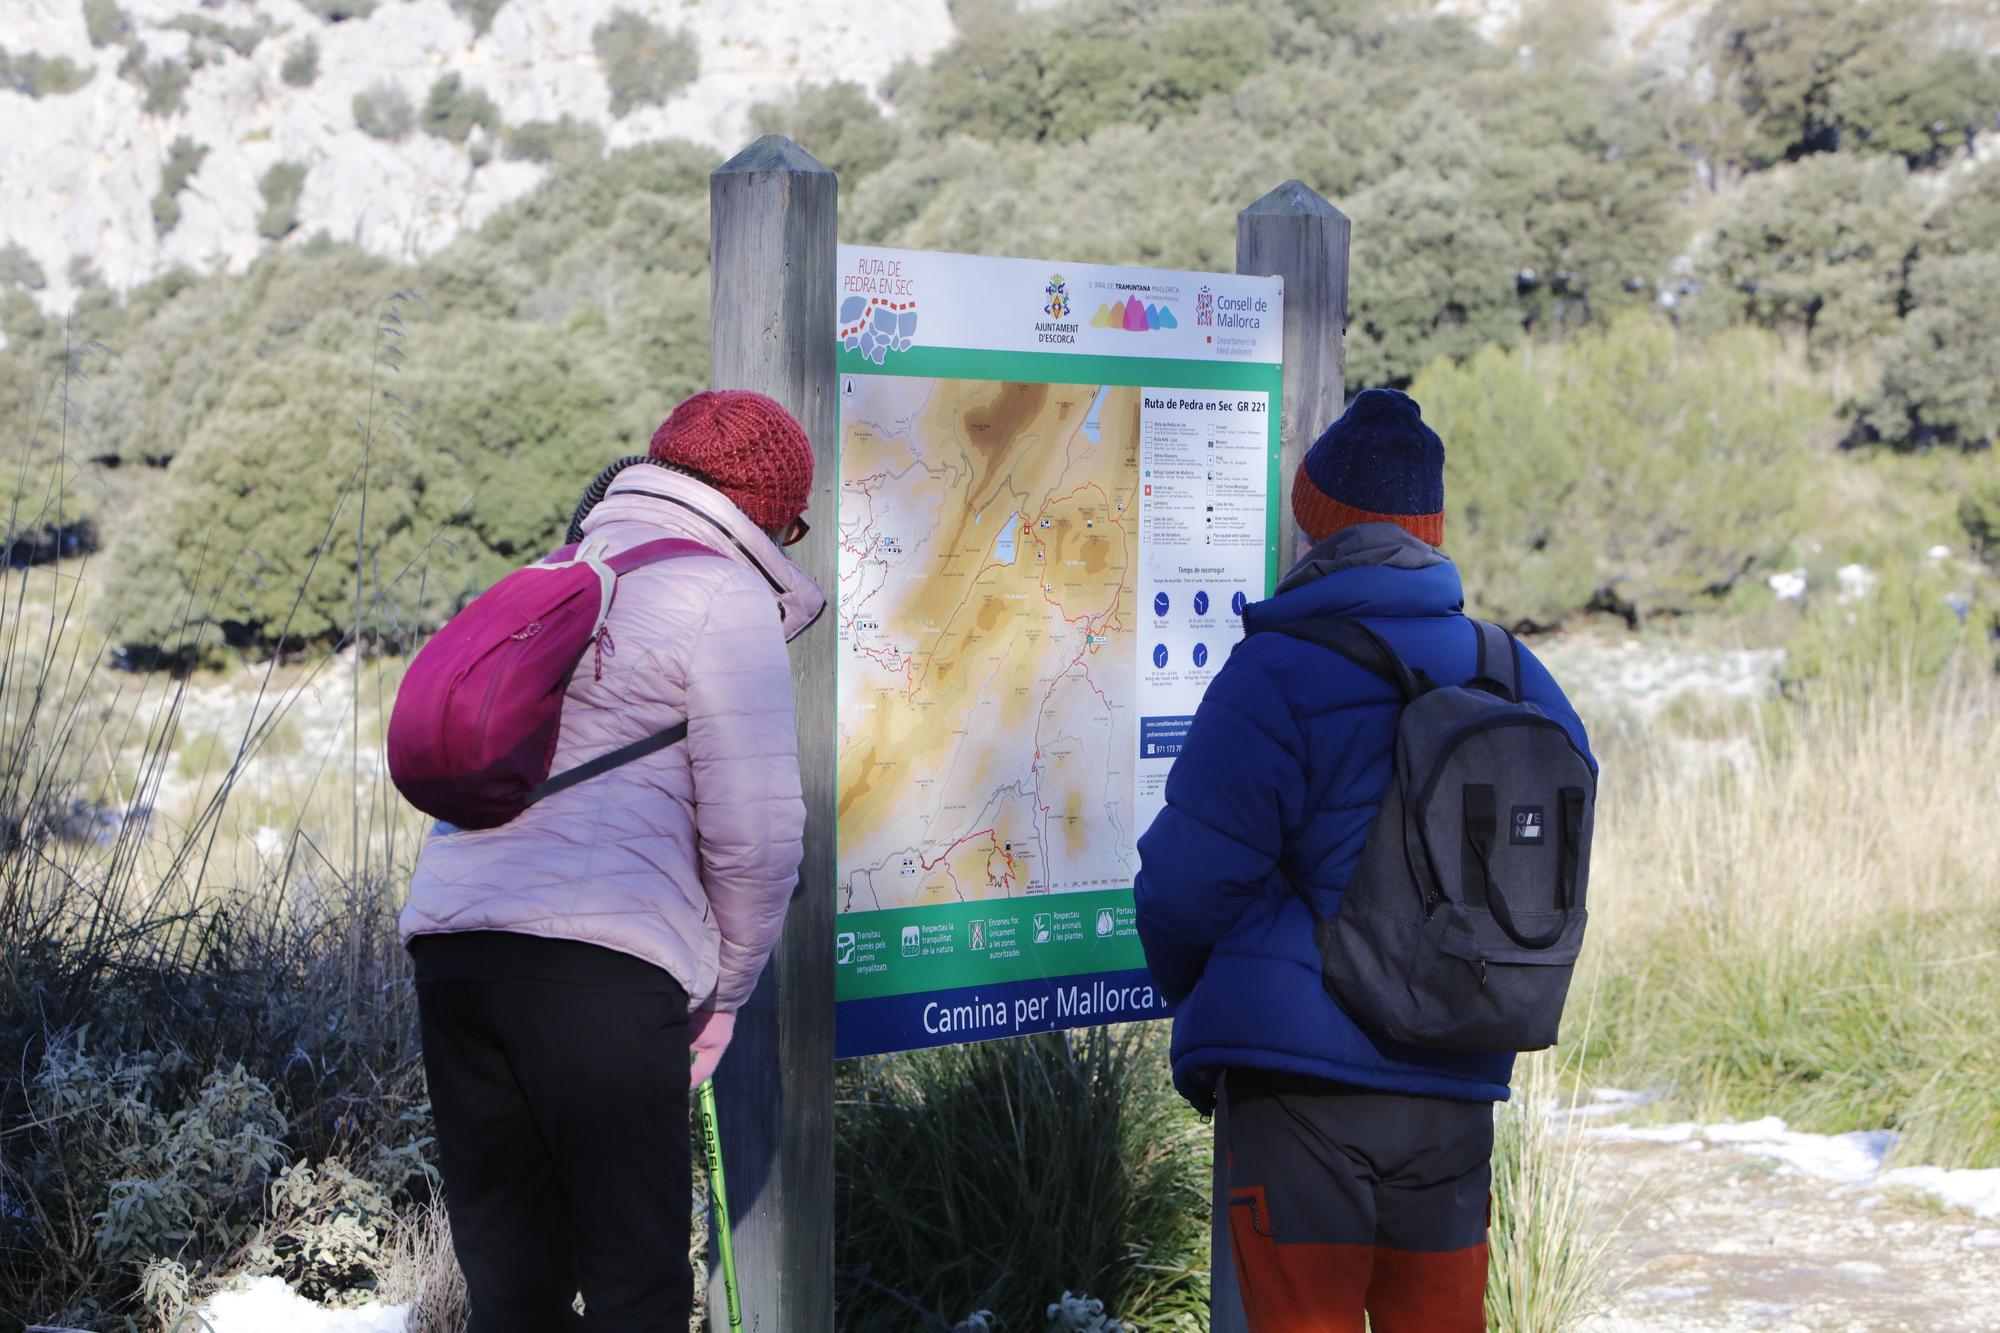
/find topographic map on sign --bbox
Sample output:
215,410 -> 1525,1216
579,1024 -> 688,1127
837,377 -> 1140,912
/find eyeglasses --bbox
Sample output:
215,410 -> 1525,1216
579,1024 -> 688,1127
780,516 -> 810,547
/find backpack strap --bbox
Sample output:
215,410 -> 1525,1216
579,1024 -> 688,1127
1245,614 -> 1424,703
525,722 -> 689,808
603,537 -> 721,574
1469,620 -> 1520,702
545,538 -> 721,571
521,538 -> 721,808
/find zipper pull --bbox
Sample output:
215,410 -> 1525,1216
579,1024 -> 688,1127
594,626 -> 616,680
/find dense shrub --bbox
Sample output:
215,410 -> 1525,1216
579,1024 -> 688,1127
301,0 -> 378,19
749,82 -> 899,180
353,83 -> 414,141
117,44 -> 192,116
164,15 -> 272,59
422,73 -> 500,144
503,115 -> 605,165
0,47 -> 95,98
891,0 -> 1273,144
1699,0 -> 2000,170
102,348 -> 440,652
1964,469 -> 2000,571
0,242 -> 46,291
1416,316 -> 1817,627
1693,152 -> 1918,356
98,306 -> 636,654
836,1029 -> 1207,1331
150,136 -> 208,237
84,0 -> 131,49
592,9 -> 698,117
1866,164 -> 2000,448
853,0 -> 1689,388
451,0 -> 508,36
257,162 -> 308,241
281,38 -> 319,88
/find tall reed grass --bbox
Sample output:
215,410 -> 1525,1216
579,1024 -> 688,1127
1584,650 -> 2000,1167
834,1026 -> 1209,1331
2,319 -> 435,1325
1486,1045 -> 1622,1331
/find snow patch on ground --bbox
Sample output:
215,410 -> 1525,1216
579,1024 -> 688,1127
197,1276 -> 408,1332
1586,1114 -> 2000,1217
1527,633 -> 1784,724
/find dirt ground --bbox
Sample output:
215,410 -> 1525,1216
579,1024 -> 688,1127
1581,1136 -> 2000,1332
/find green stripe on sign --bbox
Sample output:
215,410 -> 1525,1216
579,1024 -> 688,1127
835,888 -> 1149,1001
838,344 -> 1281,393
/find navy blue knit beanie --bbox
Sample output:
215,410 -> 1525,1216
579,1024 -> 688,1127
1292,388 -> 1446,546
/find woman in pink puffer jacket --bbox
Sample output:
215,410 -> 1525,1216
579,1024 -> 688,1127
401,391 -> 823,1332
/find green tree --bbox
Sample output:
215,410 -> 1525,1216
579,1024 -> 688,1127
84,0 -> 130,48
1694,152 -> 1918,355
891,0 -> 1275,145
1699,0 -> 2000,170
749,82 -> 900,180
1415,316 -> 1817,625
1865,164 -> 2000,449
117,44 -> 191,116
592,10 -> 698,117
0,47 -> 94,98
164,15 -> 272,59
281,38 -> 319,88
503,116 -> 605,166
151,137 -> 208,237
102,320 -> 635,655
452,0 -> 508,36
421,74 -> 500,143
257,162 -> 308,240
353,84 -> 414,141
0,243 -> 45,292
1346,137 -> 1527,389
300,0 -> 376,19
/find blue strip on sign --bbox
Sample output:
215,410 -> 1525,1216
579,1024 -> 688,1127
835,969 -> 1171,1059
1139,714 -> 1196,760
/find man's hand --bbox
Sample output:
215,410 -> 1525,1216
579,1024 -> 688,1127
688,1008 -> 735,1089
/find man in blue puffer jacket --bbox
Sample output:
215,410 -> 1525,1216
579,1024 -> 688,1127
1135,388 -> 1593,1332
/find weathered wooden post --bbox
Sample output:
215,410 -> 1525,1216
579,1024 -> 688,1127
707,134 -> 838,1330
1207,179 -> 1352,1331
1240,180 -> 1352,564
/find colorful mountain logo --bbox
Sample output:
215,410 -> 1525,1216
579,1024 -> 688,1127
1044,273 -> 1071,320
839,295 -> 918,364
1090,295 -> 1178,332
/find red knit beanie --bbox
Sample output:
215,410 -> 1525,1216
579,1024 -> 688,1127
648,390 -> 813,531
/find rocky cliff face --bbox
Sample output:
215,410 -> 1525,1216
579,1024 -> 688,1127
0,0 -> 955,314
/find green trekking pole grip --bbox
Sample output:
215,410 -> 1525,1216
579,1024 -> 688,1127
697,1078 -> 744,1333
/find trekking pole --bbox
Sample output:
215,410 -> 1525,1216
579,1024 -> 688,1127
697,1078 -> 744,1332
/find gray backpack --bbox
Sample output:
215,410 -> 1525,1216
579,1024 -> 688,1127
1251,616 -> 1595,1052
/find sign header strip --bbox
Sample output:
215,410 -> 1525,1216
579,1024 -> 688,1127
839,345 -> 1280,391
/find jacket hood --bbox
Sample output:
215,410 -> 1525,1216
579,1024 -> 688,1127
584,467 -> 827,641
1262,522 -> 1463,622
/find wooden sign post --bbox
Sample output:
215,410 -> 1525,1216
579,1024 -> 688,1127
706,134 -> 839,1331
1208,179 -> 1353,1331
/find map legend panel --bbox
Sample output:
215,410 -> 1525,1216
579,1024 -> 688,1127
1134,386 -> 1270,834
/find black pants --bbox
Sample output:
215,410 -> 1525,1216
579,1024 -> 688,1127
414,933 -> 692,1333
1224,1070 -> 1493,1332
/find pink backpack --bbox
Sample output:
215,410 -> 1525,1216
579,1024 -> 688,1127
387,538 -> 718,830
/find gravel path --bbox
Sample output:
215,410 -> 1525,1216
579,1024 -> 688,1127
1583,1134 -> 2000,1331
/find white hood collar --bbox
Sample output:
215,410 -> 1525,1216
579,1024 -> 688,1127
584,466 -> 827,641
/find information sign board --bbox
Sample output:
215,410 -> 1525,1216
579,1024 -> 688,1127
832,245 -> 1284,1056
